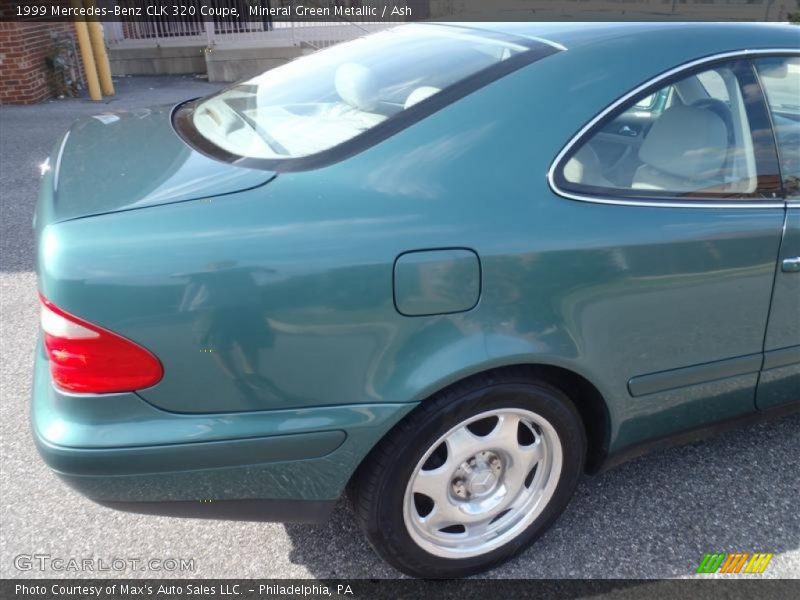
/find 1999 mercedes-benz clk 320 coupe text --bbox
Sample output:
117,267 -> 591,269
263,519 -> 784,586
33,22 -> 799,577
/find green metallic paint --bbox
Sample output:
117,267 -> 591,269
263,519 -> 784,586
628,354 -> 763,398
763,209 -> 800,353
39,431 -> 347,476
763,346 -> 800,371
616,373 -> 760,450
32,24 -> 800,509
758,208 -> 800,409
41,107 -> 274,225
757,363 -> 800,409
393,248 -> 481,316
33,342 -> 413,449
33,343 -> 416,500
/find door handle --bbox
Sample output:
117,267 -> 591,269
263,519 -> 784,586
782,257 -> 800,273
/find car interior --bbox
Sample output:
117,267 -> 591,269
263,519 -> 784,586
563,65 -> 762,195
761,58 -> 800,193
191,41 -> 517,159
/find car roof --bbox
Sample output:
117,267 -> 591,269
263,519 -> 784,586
440,22 -> 799,52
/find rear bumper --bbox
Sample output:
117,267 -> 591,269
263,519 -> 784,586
31,344 -> 415,522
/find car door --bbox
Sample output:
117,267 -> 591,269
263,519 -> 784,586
549,56 -> 786,444
753,55 -> 800,410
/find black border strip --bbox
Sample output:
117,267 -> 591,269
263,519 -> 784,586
4,578 -> 800,598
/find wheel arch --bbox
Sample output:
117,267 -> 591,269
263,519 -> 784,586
351,361 -> 612,490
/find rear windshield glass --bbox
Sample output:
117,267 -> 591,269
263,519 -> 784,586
179,24 -> 540,161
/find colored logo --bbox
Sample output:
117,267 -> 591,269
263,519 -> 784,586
697,552 -> 774,574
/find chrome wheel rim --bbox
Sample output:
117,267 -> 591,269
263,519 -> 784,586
403,408 -> 563,559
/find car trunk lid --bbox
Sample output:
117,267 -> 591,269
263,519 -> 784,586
37,106 -> 275,227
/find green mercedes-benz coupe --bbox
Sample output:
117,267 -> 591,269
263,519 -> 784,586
33,22 -> 799,577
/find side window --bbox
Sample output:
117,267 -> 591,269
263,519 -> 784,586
556,59 -> 777,201
755,56 -> 800,197
697,70 -> 730,102
626,87 -> 671,116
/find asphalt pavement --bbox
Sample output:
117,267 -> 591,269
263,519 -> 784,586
0,76 -> 798,580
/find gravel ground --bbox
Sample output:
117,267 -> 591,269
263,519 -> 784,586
0,76 -> 798,580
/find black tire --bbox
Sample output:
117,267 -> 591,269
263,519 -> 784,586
349,369 -> 586,578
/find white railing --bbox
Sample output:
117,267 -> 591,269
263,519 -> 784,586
106,1 -> 401,48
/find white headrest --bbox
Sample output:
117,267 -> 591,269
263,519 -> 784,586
404,86 -> 440,109
335,63 -> 380,112
564,144 -> 603,185
639,105 -> 728,180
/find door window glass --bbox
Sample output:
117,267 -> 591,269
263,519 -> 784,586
556,60 -> 776,200
755,56 -> 800,197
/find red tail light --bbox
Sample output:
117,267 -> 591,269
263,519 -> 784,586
39,294 -> 163,393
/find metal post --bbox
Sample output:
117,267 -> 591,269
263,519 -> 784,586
83,0 -> 115,96
70,0 -> 102,100
205,19 -> 215,46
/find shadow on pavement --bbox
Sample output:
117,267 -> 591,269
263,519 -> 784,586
285,412 -> 800,578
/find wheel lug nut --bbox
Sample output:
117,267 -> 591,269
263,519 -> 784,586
452,478 -> 468,498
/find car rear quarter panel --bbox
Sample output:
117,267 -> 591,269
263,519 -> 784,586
37,25 -> 798,465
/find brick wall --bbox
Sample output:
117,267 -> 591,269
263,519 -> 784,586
0,20 -> 80,105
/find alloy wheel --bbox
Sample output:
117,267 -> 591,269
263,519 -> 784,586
402,408 -> 563,559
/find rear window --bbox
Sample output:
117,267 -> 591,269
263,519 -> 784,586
175,24 -> 557,166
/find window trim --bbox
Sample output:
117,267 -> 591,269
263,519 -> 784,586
172,28 -> 561,173
753,55 -> 800,201
548,48 -> 799,209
